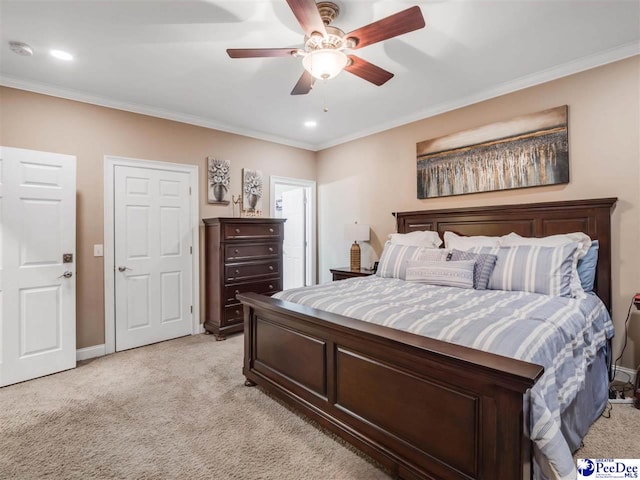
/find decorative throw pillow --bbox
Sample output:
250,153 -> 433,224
473,244 -> 577,297
577,240 -> 599,293
405,260 -> 475,289
376,242 -> 448,279
500,232 -> 591,298
389,230 -> 443,248
448,249 -> 498,290
443,231 -> 502,251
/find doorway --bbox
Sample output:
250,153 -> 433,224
270,176 -> 316,289
104,156 -> 200,354
0,146 -> 77,387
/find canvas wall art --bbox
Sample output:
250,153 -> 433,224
416,106 -> 569,199
242,168 -> 263,214
207,157 -> 230,204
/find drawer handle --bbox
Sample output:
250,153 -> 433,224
269,228 -> 274,233
268,266 -> 274,271
235,310 -> 240,316
235,228 -> 241,234
268,247 -> 274,252
268,285 -> 274,290
235,269 -> 240,275
234,249 -> 239,254
235,289 -> 240,295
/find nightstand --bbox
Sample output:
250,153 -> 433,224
330,267 -> 375,281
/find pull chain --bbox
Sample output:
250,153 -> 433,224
322,78 -> 329,113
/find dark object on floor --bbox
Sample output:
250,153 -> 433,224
635,369 -> 640,409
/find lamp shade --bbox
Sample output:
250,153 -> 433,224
302,49 -> 349,80
344,223 -> 370,242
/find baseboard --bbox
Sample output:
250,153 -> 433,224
614,365 -> 637,384
76,344 -> 106,361
611,366 -> 637,403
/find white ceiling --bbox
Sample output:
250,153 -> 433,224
1,1 -> 638,151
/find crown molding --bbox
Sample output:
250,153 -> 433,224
0,75 -> 316,152
1,42 -> 638,153
315,42 -> 640,151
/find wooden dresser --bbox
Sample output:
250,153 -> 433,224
203,217 -> 285,340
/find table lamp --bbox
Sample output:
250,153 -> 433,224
345,222 -> 370,270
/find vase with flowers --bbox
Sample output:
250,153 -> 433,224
207,158 -> 230,204
242,169 -> 263,213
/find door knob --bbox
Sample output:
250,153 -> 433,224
118,266 -> 133,272
58,271 -> 73,279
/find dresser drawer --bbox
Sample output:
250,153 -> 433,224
223,223 -> 282,241
225,261 -> 280,282
222,304 -> 244,326
225,242 -> 280,261
224,279 -> 281,305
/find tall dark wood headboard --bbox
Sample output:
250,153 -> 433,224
395,198 -> 617,311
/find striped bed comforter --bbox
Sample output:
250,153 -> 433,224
273,276 -> 614,480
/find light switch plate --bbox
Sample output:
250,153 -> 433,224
94,244 -> 104,257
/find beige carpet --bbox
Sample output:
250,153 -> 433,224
0,334 -> 638,479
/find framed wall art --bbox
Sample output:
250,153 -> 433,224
242,168 -> 263,214
416,106 -> 569,199
207,157 -> 230,204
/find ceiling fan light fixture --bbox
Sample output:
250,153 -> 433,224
302,48 -> 348,80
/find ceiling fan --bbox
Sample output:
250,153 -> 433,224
227,0 -> 426,95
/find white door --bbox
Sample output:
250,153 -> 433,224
281,188 -> 306,289
0,146 -> 76,387
114,165 -> 192,351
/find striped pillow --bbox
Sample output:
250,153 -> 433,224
448,249 -> 497,290
405,260 -> 475,289
471,244 -> 577,297
376,242 -> 448,279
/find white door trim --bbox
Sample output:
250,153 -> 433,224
269,176 -> 317,285
104,155 -> 200,355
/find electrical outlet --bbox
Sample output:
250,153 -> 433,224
94,244 -> 104,257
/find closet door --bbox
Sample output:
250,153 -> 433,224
0,146 -> 76,387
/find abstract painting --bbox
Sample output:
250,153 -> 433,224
416,106 -> 569,199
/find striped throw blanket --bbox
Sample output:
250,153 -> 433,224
274,276 -> 614,480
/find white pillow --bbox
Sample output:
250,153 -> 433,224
501,232 -> 591,258
389,231 -> 442,248
500,232 -> 592,299
443,231 -> 502,251
405,260 -> 475,289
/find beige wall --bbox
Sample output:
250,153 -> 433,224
0,87 -> 316,349
316,56 -> 640,368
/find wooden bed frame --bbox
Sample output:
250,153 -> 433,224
238,198 -> 616,480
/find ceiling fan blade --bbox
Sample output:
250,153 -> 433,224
286,0 -> 327,38
345,55 -> 394,86
227,48 -> 296,58
291,70 -> 316,95
346,6 -> 425,50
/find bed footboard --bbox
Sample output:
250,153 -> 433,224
238,293 -> 543,480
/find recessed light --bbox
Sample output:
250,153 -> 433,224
50,49 -> 73,61
304,120 -> 317,128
